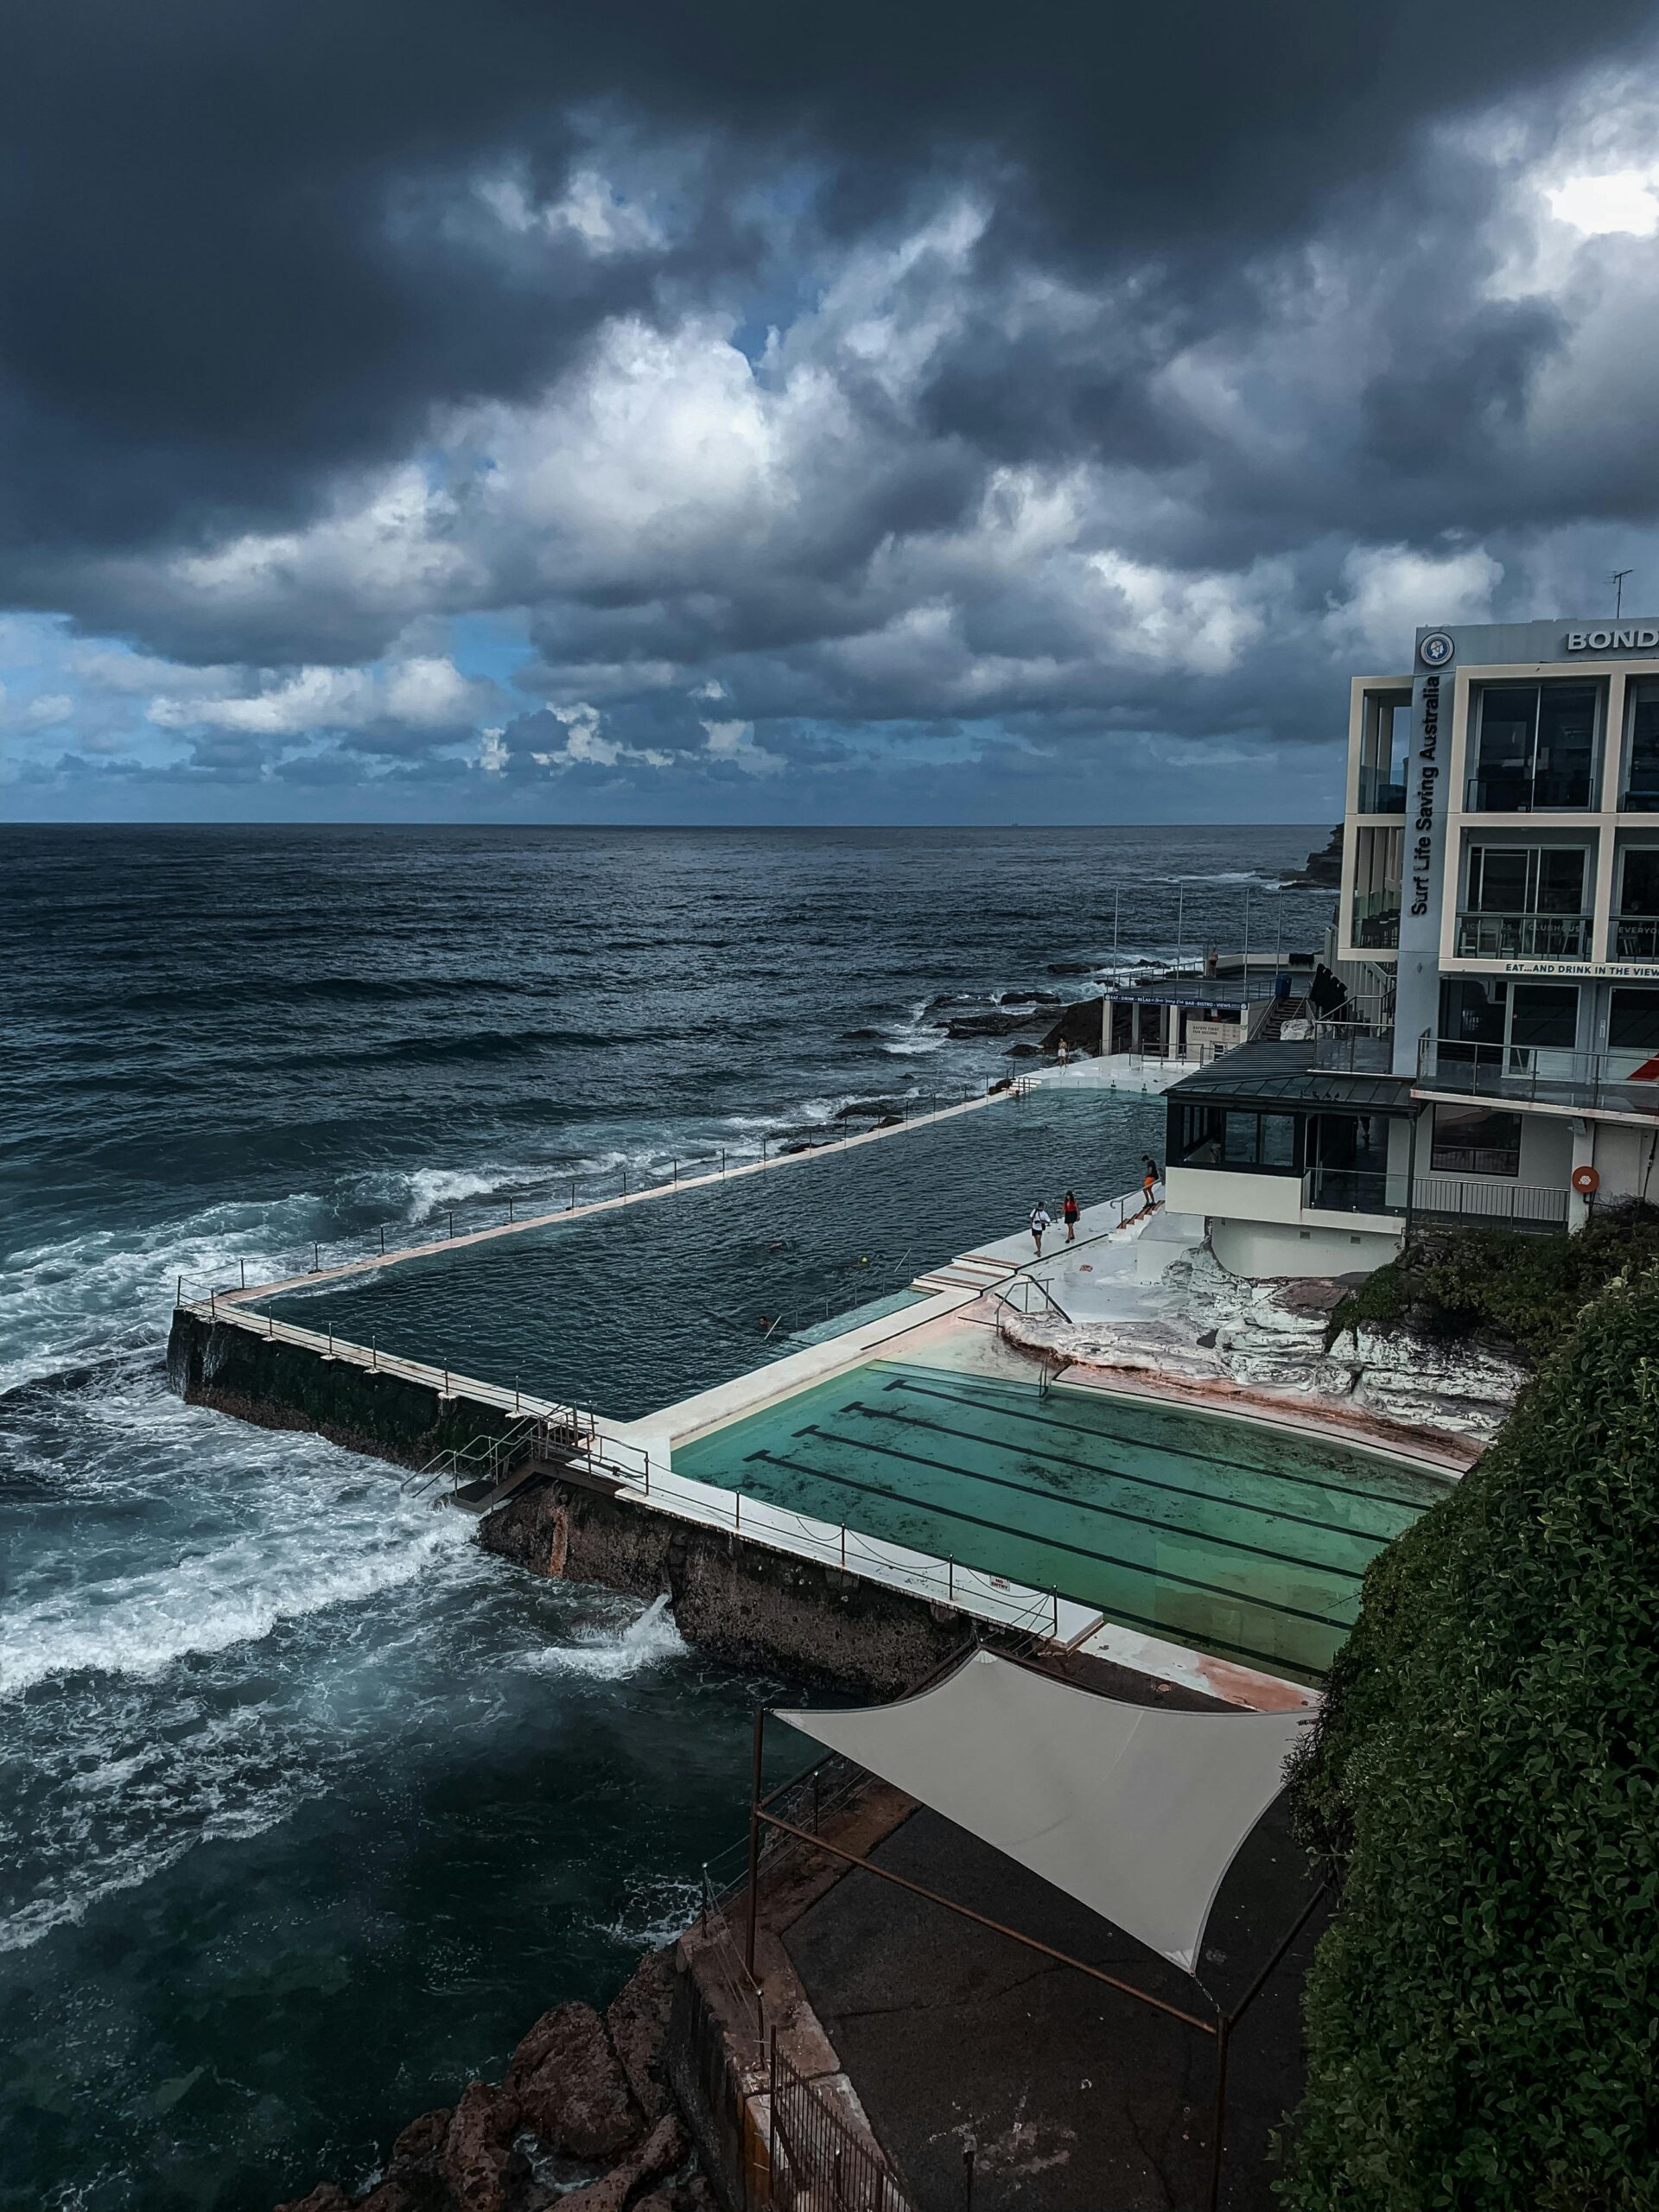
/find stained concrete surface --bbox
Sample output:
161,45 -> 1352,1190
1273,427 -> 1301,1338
782,1795 -> 1325,2212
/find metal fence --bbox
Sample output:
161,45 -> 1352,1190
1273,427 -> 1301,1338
768,2037 -> 915,2212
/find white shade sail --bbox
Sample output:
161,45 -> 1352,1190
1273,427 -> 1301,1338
775,1651 -> 1315,1977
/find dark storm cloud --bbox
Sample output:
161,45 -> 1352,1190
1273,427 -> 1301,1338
3,0 -> 1655,582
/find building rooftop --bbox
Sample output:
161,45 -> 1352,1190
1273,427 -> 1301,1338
1165,1040 -> 1414,1116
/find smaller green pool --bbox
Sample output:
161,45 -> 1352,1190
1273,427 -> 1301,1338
673,1363 -> 1451,1679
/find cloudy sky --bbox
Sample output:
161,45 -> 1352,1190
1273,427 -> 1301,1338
7,2 -> 1659,824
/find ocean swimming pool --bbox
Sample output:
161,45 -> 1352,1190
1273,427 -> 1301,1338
673,1362 -> 1450,1679
251,1088 -> 1165,1419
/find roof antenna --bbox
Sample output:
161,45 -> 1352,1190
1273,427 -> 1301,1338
1612,569 -> 1634,620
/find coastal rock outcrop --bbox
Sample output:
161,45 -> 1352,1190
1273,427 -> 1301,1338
506,2003 -> 639,2160
998,1238 -> 1527,1446
273,1952 -> 696,2212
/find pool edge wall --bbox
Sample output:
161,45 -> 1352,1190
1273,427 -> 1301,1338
166,1306 -> 972,1696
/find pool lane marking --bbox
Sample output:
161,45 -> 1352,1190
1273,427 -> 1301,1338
843,1399 -> 1393,1551
796,1421 -> 1368,1585
742,1446 -> 1355,1638
878,1375 -> 1425,1514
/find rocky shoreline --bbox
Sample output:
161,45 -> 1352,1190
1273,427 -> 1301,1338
276,1952 -> 707,2212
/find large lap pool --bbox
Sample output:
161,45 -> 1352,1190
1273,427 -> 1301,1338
674,1362 -> 1450,1679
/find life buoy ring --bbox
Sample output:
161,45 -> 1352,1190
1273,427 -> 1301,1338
1571,1164 -> 1600,1197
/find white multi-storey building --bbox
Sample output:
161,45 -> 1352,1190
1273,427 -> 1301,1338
1163,617 -> 1659,1276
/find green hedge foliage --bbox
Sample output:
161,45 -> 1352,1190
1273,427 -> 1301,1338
1282,1260 -> 1659,2209
1326,1205 -> 1659,1366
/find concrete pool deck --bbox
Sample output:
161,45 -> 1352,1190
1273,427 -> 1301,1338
173,1101 -> 1462,1715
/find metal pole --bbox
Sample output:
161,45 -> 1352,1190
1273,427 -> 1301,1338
372,1340 -> 378,1370
379,1225 -> 385,1256
1175,891 -> 1185,976
1113,887 -> 1121,966
1242,882 -> 1251,987
745,1707 -> 766,1980
963,2146 -> 976,2210
448,1211 -> 454,1239
672,1159 -> 677,1185
239,1258 -> 246,1290
1206,2016 -> 1231,2212
175,1274 -> 183,1308
508,1195 -> 514,1222
313,1243 -> 320,1272
569,1180 -> 575,1211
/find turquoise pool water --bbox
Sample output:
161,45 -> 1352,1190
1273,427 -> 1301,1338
674,1363 -> 1449,1679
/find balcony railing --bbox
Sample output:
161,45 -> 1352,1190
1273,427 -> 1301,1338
1300,1166 -> 1569,1227
1311,1020 -> 1396,1073
1464,772 -> 1593,812
1454,912 -> 1592,961
1428,1145 -> 1522,1178
1351,888 -> 1401,950
1614,913 -> 1659,960
1357,768 -> 1406,813
1417,1034 -> 1659,1118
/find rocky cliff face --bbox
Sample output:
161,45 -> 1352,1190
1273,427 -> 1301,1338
1001,1241 -> 1527,1446
275,1957 -> 712,2212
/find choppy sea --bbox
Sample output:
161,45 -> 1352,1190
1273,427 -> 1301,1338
0,824 -> 1333,2209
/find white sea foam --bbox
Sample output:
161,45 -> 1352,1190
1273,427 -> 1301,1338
594,1873 -> 702,1951
0,1194 -> 331,1395
522,1592 -> 685,1681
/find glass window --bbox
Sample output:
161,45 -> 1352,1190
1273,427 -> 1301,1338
1536,849 -> 1586,912
1476,688 -> 1535,779
1169,1103 -> 1302,1173
1535,685 -> 1597,804
1609,989 -> 1659,1051
1440,977 -> 1506,1046
1471,682 -> 1598,808
1625,682 -> 1659,810
1467,846 -> 1586,912
1431,1103 -> 1522,1177
1469,847 -> 1529,911
1259,1115 -> 1299,1167
1510,986 -> 1577,1052
1223,1111 -> 1261,1166
1621,849 -> 1659,914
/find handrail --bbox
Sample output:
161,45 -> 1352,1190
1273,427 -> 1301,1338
988,1274 -> 1073,1325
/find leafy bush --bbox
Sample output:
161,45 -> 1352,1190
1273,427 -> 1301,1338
1281,1259 -> 1659,2209
1325,1204 -> 1659,1364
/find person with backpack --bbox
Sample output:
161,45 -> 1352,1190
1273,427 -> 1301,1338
1029,1200 -> 1052,1255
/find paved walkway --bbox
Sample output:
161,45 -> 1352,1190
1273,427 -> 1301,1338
783,1795 -> 1325,2212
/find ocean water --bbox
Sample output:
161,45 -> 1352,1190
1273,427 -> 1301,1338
1,824 -> 1334,2210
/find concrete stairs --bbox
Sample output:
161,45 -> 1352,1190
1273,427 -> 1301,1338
909,1251 -> 1020,1298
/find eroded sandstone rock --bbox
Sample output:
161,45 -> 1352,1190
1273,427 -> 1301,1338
507,2000 -> 640,2161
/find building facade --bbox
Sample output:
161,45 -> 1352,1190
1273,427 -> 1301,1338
1164,617 -> 1659,1275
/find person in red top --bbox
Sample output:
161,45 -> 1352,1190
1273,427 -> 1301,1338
1062,1190 -> 1081,1243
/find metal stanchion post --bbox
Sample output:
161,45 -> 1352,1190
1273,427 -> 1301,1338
239,1259 -> 246,1289
745,1708 -> 765,1980
313,1243 -> 321,1271
379,1225 -> 385,1255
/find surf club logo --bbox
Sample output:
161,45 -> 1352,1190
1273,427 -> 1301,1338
1419,632 -> 1455,668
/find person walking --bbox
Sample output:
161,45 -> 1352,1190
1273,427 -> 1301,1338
1062,1190 -> 1081,1243
1057,1037 -> 1071,1070
1141,1154 -> 1160,1212
1029,1199 -> 1052,1255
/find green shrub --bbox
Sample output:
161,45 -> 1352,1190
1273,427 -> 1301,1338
1281,1259 -> 1659,2209
1325,1204 -> 1659,1364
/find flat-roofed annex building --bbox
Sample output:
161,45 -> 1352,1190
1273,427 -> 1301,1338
1165,617 -> 1659,1277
